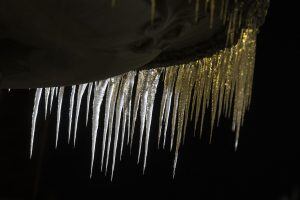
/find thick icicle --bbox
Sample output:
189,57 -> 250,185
193,62 -> 206,136
143,69 -> 161,172
210,55 -> 221,143
30,88 -> 43,158
90,80 -> 108,177
119,71 -> 136,160
111,76 -> 128,179
104,76 -> 121,174
162,67 -> 178,148
73,84 -> 88,146
130,71 -> 146,150
173,65 -> 193,176
101,81 -> 114,171
55,87 -> 64,148
158,68 -> 167,147
68,85 -> 76,143
170,66 -> 184,151
182,65 -> 196,143
86,83 -> 93,126
137,73 -> 149,163
44,87 -> 50,119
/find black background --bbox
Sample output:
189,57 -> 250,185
0,1 -> 299,200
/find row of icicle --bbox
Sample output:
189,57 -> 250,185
30,28 -> 257,180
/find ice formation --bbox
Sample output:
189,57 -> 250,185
29,29 -> 257,179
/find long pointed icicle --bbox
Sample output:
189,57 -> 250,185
130,71 -> 146,150
55,87 -> 64,148
173,65 -> 193,177
105,76 -> 121,174
162,67 -> 178,148
68,85 -> 76,143
90,80 -> 108,177
182,65 -> 196,143
125,72 -> 136,146
111,76 -> 128,179
30,88 -> 43,158
170,66 -> 184,151
126,73 -> 136,146
158,68 -> 168,148
137,72 -> 149,163
44,87 -> 50,119
73,84 -> 88,146
86,83 -> 93,126
143,69 -> 161,172
119,71 -> 136,160
101,81 -> 114,171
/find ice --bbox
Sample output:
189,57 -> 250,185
90,80 -> 108,177
120,71 -> 136,159
68,85 -> 76,143
86,83 -> 93,126
49,87 -> 56,113
130,71 -> 146,150
30,88 -> 43,158
55,87 -> 64,148
142,69 -> 161,172
44,88 -> 50,118
73,84 -> 88,146
104,76 -> 121,174
111,76 -> 126,179
27,29 -> 257,178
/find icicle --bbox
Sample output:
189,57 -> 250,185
170,66 -> 184,151
137,73 -> 149,163
86,83 -> 93,126
172,65 -> 189,175
68,85 -> 76,143
143,69 -> 161,172
44,87 -> 50,119
73,84 -> 87,146
90,80 -> 109,177
193,61 -> 206,136
210,55 -> 221,143
158,69 -> 167,148
49,87 -> 55,113
55,87 -> 64,148
162,67 -> 178,148
101,80 -> 114,171
104,76 -> 121,174
55,87 -> 58,97
30,88 -> 43,158
28,28 -> 258,178
130,71 -> 146,150
111,76 -> 128,179
119,71 -> 136,160
182,65 -> 197,143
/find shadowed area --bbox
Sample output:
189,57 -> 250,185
0,0 -> 264,88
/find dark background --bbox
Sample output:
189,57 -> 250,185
0,1 -> 299,200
